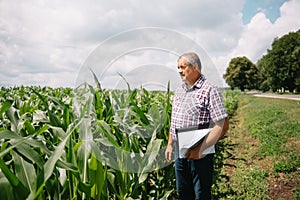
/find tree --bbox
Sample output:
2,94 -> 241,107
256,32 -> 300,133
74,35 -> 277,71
223,56 -> 259,92
257,29 -> 300,92
256,55 -> 271,92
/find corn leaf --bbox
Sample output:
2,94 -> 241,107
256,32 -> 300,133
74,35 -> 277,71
0,172 -> 14,200
0,158 -> 30,199
90,68 -> 102,90
0,100 -> 12,116
27,120 -> 81,200
12,151 -> 36,193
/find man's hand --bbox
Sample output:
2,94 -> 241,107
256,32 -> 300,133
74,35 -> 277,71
165,143 -> 173,162
184,143 -> 203,160
185,117 -> 229,160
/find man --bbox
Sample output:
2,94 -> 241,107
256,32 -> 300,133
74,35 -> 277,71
165,52 -> 229,200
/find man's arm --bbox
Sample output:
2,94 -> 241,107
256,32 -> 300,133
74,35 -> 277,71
165,133 -> 174,162
218,117 -> 229,140
185,117 -> 229,160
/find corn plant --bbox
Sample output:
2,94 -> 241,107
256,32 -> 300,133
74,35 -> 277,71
0,83 -> 238,199
0,81 -> 175,199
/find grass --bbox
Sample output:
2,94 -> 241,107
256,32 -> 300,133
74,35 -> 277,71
216,94 -> 300,199
245,96 -> 300,157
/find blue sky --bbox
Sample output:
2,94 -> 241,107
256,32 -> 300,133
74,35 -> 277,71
243,0 -> 286,23
0,0 -> 299,89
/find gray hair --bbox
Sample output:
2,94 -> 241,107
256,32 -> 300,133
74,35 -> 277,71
178,52 -> 202,72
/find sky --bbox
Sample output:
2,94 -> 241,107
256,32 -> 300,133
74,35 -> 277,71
0,0 -> 299,90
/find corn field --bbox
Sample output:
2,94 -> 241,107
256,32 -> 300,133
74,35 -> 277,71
0,82 -> 238,200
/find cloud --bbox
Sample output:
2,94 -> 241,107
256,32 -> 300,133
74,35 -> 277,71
214,0 -> 300,75
0,1 -> 95,87
0,0 -> 299,88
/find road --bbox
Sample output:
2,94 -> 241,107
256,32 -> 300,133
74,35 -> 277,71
252,93 -> 300,101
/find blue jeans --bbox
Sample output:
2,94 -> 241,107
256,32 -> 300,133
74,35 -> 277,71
175,154 -> 214,200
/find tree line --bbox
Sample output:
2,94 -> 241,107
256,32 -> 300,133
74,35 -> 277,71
223,29 -> 300,93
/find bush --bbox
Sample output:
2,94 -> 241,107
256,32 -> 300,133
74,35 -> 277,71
222,89 -> 240,118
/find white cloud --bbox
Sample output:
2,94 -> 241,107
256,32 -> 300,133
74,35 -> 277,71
0,0 -> 299,89
231,13 -> 274,61
213,0 -> 300,78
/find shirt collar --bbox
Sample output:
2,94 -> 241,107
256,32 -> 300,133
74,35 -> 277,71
182,74 -> 206,91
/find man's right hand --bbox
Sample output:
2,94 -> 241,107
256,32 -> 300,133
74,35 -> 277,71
165,143 -> 173,162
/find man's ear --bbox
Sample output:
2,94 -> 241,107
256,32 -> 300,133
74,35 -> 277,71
193,63 -> 200,72
192,63 -> 198,70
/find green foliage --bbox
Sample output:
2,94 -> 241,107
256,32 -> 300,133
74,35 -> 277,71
222,89 -> 240,117
273,153 -> 300,173
214,95 -> 300,199
223,56 -> 260,91
0,84 -> 254,199
0,85 -> 176,199
230,165 -> 271,200
243,96 -> 300,158
223,29 -> 300,93
295,188 -> 300,199
257,29 -> 300,92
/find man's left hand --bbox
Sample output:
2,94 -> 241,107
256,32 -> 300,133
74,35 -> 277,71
184,143 -> 203,160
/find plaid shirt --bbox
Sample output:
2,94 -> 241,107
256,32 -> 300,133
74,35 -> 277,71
170,75 -> 228,139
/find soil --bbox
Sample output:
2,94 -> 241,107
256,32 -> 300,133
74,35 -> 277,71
268,171 -> 300,200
